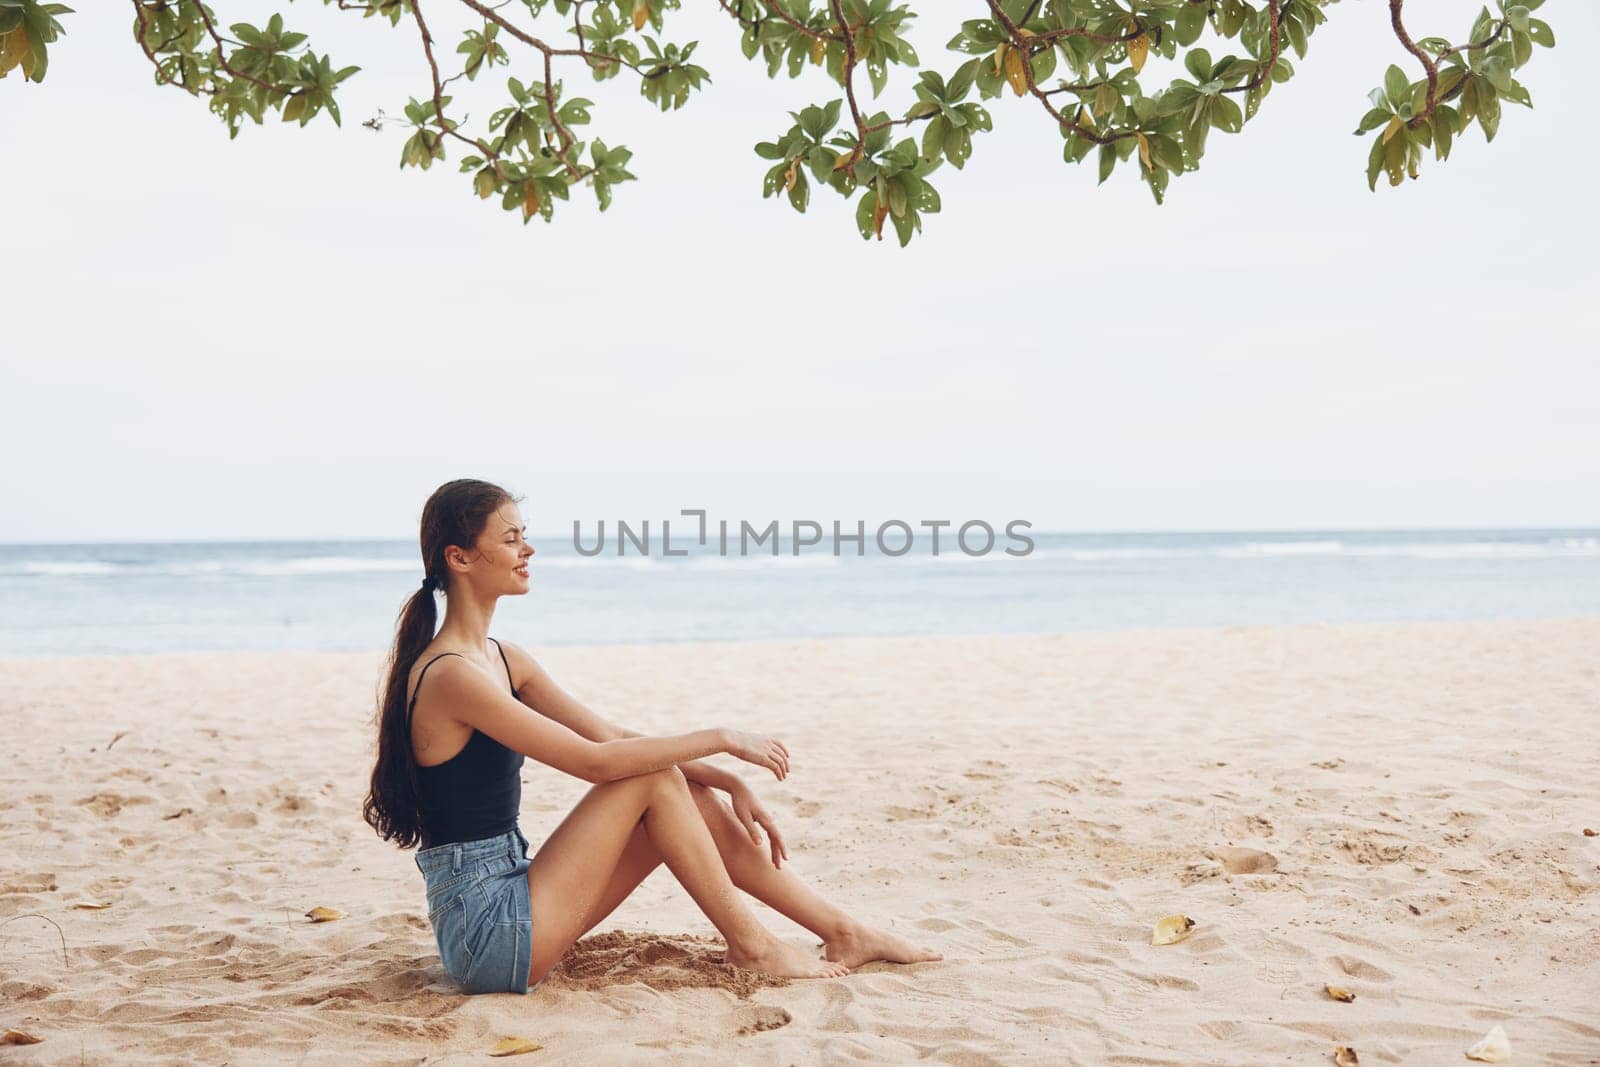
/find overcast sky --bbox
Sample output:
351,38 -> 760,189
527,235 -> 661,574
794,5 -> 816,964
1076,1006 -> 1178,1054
2,1 -> 1595,542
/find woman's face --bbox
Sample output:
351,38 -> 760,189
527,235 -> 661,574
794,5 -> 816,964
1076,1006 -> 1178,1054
467,500 -> 536,596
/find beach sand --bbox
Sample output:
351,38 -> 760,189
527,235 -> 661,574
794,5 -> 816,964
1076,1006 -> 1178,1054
2,619 -> 1597,1065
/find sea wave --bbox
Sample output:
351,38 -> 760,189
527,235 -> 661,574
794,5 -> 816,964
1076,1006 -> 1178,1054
5,536 -> 1597,578
1024,538 -> 1600,562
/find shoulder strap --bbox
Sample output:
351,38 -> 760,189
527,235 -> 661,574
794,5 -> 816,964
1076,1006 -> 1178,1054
406,652 -> 464,727
490,637 -> 515,692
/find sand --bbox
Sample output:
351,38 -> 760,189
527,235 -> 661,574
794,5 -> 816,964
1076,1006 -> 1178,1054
2,619 -> 1598,1065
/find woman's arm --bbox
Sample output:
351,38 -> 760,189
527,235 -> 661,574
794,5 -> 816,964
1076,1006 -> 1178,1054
609,724 -> 745,793
502,642 -> 747,792
427,657 -> 730,783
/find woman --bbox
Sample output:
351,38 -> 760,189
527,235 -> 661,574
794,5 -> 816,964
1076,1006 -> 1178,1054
364,479 -> 942,995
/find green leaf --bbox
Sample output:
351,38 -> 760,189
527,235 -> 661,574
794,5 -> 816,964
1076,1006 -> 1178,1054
947,58 -> 978,100
1175,3 -> 1206,46
1354,106 -> 1390,135
787,167 -> 809,212
1478,89 -> 1501,141
1481,55 -> 1513,93
1211,94 -> 1243,133
886,177 -> 907,218
1434,112 -> 1453,160
1384,64 -> 1409,109
855,189 -> 878,239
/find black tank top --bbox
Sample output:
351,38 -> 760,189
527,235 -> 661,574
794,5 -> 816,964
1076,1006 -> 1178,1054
407,637 -> 525,850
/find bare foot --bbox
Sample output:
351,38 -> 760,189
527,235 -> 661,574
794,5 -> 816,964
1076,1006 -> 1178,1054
822,921 -> 944,969
726,936 -> 850,979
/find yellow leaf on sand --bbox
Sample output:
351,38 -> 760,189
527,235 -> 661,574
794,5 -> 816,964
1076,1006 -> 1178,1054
305,906 -> 344,923
1324,983 -> 1356,1002
489,1036 -> 543,1057
1333,1048 -> 1359,1067
1465,1025 -> 1511,1063
70,901 -> 114,910
1127,31 -> 1148,75
632,0 -> 648,31
2,1030 -> 43,1046
1150,914 -> 1195,945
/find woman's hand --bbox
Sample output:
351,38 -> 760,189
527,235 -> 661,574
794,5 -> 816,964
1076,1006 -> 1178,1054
721,729 -> 790,781
728,779 -> 790,869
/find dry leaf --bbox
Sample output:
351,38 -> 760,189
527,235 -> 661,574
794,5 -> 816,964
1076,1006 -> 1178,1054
872,200 -> 889,241
631,0 -> 648,31
1583,827 -> 1596,836
832,147 -> 856,172
489,1036 -> 543,1057
2,1030 -> 43,1046
1136,132 -> 1152,172
1127,30 -> 1148,74
521,185 -> 541,222
1324,983 -> 1356,1002
0,25 -> 30,79
1333,1048 -> 1359,1067
782,157 -> 799,192
1150,914 -> 1196,945
1002,46 -> 1028,97
1465,1025 -> 1511,1063
305,906 -> 344,923
70,901 -> 114,910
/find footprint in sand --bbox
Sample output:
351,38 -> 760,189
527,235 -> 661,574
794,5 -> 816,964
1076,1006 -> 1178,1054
1210,847 -> 1279,875
1328,954 -> 1394,982
81,792 -> 153,818
1,872 -> 58,895
731,1005 -> 791,1036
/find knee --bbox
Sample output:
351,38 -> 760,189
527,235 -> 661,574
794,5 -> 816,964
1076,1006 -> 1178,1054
645,766 -> 688,794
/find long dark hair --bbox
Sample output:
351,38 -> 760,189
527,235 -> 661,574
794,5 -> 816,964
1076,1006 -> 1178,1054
363,478 -> 521,848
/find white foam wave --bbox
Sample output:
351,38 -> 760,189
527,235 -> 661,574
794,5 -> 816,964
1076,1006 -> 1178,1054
1026,538 -> 1600,562
683,554 -> 844,570
6,537 -> 1597,578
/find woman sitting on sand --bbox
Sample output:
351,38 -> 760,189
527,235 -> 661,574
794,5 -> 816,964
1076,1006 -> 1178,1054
363,478 -> 941,994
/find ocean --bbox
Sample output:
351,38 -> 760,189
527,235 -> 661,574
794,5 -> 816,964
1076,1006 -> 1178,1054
2,529 -> 1597,658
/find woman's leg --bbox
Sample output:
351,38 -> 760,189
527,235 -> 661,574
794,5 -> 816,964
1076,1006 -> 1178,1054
523,767 -> 849,986
573,781 -> 942,969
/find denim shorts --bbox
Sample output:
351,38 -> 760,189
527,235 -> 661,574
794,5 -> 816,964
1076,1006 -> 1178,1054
415,825 -> 542,995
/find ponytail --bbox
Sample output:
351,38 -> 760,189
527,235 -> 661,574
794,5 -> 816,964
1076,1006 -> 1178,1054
363,478 -> 519,848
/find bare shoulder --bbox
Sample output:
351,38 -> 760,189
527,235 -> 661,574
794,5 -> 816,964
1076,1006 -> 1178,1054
495,639 -> 546,693
407,650 -> 473,708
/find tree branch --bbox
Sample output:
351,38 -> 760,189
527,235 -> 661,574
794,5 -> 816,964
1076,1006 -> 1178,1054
1221,0 -> 1280,95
